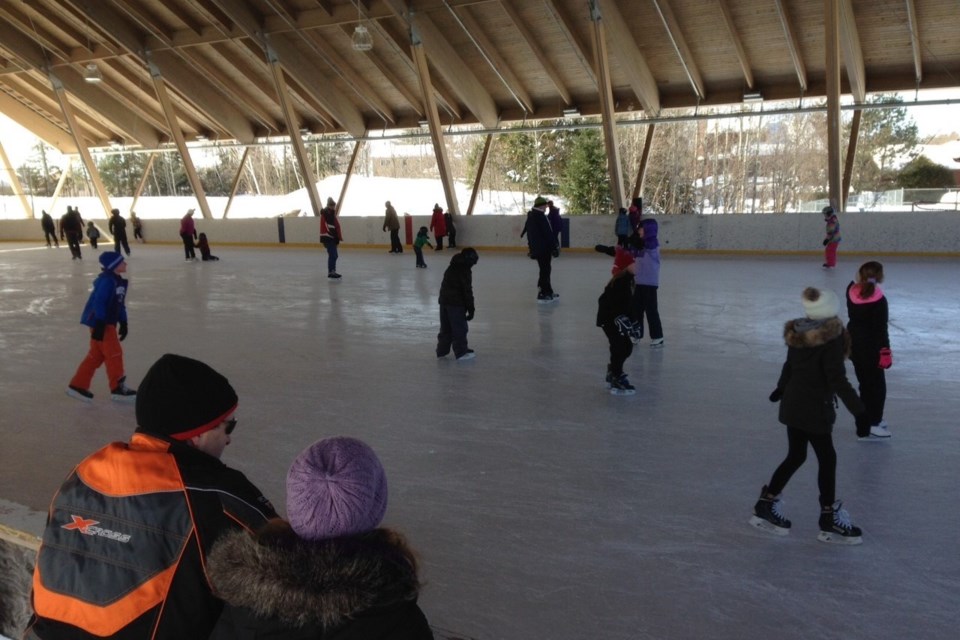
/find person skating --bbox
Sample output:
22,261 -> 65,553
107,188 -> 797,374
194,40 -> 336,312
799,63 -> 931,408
66,252 -> 137,403
108,208 -> 131,256
31,353 -> 278,640
179,208 -> 198,261
596,247 -> 643,395
413,226 -> 432,268
750,287 -> 867,545
383,200 -> 403,253
130,211 -> 144,243
40,210 -> 59,248
846,261 -> 893,441
320,197 -> 343,278
520,196 -> 559,303
85,221 -> 101,250
60,206 -> 84,260
615,207 -> 631,247
822,205 -> 841,269
437,247 -> 479,361
631,219 -> 665,347
430,203 -> 447,250
444,209 -> 457,248
206,437 -> 433,639
197,232 -> 220,261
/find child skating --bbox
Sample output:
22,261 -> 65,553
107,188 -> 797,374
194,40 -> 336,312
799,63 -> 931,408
596,247 -> 643,395
197,232 -> 220,261
414,226 -> 432,268
85,221 -> 101,249
67,252 -> 137,403
436,248 -> 479,361
846,261 -> 893,440
750,287 -> 866,544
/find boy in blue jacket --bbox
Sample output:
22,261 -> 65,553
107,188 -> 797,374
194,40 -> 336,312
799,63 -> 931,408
67,252 -> 137,402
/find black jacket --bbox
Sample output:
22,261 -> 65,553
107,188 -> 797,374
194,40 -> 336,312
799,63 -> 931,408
845,281 -> 889,358
520,207 -> 556,258
207,524 -> 433,640
109,214 -> 127,235
27,433 -> 277,640
596,273 -> 635,327
772,317 -> 864,434
437,253 -> 475,311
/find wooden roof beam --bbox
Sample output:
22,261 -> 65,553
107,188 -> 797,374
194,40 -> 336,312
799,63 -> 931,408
596,0 -> 660,115
207,0 -> 367,136
904,0 -> 922,85
773,0 -> 808,93
541,0 -> 597,87
385,3 -> 498,128
715,0 -> 754,90
0,92 -> 77,153
5,73 -> 115,145
839,0 -> 865,103
650,0 -> 705,101
499,0 -> 571,105
450,5 -> 533,113
589,0 -> 625,210
337,22 -> 425,115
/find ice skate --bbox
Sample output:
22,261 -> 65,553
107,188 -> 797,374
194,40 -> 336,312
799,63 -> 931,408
66,386 -> 94,403
817,501 -> 863,545
609,373 -> 635,396
649,338 -> 664,348
605,367 -> 614,389
456,349 -> 475,361
749,486 -> 791,535
111,379 -> 137,403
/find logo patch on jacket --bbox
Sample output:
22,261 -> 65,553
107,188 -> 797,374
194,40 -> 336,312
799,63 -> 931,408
62,514 -> 133,543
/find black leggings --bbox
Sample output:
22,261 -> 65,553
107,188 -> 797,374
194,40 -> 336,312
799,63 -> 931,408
767,427 -> 836,507
602,323 -> 633,375
852,354 -> 886,436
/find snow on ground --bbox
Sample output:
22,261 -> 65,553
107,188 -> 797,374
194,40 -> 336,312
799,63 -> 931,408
0,175 -> 557,220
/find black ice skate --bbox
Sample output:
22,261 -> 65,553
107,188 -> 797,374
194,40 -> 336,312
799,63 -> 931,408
111,378 -> 137,403
749,486 -> 791,536
66,386 -> 94,403
609,373 -> 635,396
817,501 -> 863,545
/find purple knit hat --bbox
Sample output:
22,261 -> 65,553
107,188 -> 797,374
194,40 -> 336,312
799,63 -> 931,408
286,437 -> 388,541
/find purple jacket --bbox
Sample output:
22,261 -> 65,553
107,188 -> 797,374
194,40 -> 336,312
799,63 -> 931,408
633,247 -> 660,287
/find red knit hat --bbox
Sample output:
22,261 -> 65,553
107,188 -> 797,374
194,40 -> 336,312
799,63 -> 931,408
611,247 -> 635,275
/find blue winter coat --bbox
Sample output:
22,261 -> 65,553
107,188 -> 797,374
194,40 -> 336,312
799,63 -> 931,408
80,272 -> 128,327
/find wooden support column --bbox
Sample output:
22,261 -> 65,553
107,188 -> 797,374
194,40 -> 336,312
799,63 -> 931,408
467,134 -> 494,216
842,109 -> 862,211
146,55 -> 213,220
589,0 -> 625,212
223,147 -> 250,219
0,139 -> 32,218
410,19 -> 460,215
631,124 -> 656,201
824,0 -> 842,210
336,140 -> 364,216
49,74 -> 113,218
265,44 -> 323,218
49,157 -> 73,212
129,152 -> 157,215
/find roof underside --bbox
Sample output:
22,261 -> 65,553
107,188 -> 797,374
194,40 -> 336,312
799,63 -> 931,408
0,0 -> 957,154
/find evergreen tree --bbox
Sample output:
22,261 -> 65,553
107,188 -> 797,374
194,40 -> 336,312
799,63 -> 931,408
846,95 -> 919,193
560,128 -> 609,215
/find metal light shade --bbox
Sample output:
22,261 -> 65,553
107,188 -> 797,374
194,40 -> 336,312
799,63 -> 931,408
351,24 -> 373,51
83,63 -> 103,83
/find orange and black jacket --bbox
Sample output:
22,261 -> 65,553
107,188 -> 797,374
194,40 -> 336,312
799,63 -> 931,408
26,432 -> 277,640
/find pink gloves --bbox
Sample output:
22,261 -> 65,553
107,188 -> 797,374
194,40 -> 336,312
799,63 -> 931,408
878,348 -> 893,369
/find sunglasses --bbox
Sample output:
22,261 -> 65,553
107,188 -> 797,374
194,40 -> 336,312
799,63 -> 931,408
224,418 -> 237,435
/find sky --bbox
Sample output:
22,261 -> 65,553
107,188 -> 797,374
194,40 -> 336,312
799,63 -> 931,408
0,89 -> 957,173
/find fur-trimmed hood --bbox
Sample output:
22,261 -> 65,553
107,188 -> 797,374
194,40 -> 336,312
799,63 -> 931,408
207,524 -> 421,629
783,316 -> 848,351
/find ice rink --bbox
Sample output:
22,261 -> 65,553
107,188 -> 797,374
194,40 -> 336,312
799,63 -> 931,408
1,241 -> 958,640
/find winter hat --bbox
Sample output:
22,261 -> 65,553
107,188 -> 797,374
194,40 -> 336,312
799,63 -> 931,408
822,205 -> 835,216
135,354 -> 238,440
433,203 -> 442,211
801,287 -> 840,320
326,197 -> 335,207
533,196 -> 548,207
611,247 -> 635,275
286,437 -> 388,541
99,251 -> 125,271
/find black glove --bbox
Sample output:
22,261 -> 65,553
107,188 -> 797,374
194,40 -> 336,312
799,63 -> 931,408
118,321 -> 128,342
91,321 -> 106,341
614,315 -> 633,336
768,388 -> 783,403
465,308 -> 475,321
552,248 -> 560,258
822,239 -> 829,246
627,322 -> 644,344
594,244 -> 616,256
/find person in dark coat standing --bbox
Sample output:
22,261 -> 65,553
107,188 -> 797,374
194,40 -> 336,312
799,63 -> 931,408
429,204 -> 446,250
444,210 -> 457,248
207,436 -> 433,640
383,200 -> 402,254
750,287 -> 867,545
846,261 -> 893,440
436,248 -> 478,360
320,197 -> 342,278
41,210 -> 59,248
108,208 -> 131,256
521,196 -> 559,303
60,206 -> 84,260
596,247 -> 642,395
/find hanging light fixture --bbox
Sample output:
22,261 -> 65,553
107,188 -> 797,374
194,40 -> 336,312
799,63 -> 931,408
84,62 -> 103,83
351,1 -> 373,51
